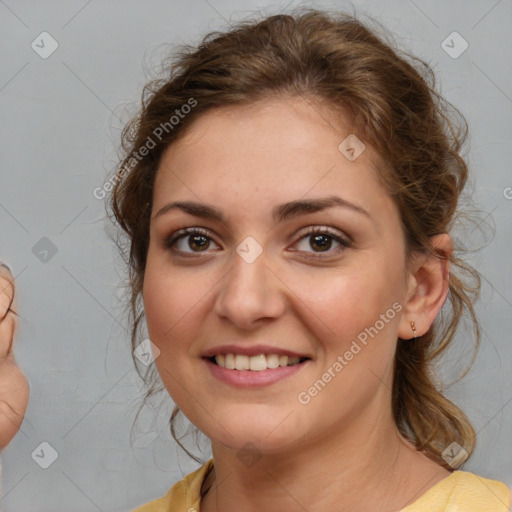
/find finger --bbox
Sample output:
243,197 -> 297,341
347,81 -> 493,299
0,312 -> 16,361
0,268 -> 16,360
0,401 -> 25,449
0,265 -> 16,319
0,367 -> 30,449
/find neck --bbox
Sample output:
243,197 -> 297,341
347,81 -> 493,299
201,407 -> 449,512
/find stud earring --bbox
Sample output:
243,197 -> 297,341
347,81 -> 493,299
410,321 -> 417,340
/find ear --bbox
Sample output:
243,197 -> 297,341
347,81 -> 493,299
398,233 -> 452,340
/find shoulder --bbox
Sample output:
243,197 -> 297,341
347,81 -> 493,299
402,470 -> 511,511
131,459 -> 214,512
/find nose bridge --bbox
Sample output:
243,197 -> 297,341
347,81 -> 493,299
214,239 -> 284,327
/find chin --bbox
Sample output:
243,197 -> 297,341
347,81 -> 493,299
196,405 -> 308,454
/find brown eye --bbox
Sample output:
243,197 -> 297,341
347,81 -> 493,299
309,233 -> 333,252
165,228 -> 220,254
292,227 -> 351,258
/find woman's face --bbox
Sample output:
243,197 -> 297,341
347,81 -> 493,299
143,96 -> 414,454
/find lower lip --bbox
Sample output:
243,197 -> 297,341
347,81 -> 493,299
204,358 -> 309,387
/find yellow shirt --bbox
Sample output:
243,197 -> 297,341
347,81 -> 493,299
132,458 -> 511,511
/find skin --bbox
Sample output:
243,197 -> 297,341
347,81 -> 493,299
0,265 -> 30,450
142,96 -> 453,511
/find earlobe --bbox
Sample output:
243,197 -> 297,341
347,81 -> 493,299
398,234 -> 452,340
409,320 -> 417,340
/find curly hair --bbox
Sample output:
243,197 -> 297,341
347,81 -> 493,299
107,7 -> 481,469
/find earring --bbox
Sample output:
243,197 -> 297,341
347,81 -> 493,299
410,321 -> 417,340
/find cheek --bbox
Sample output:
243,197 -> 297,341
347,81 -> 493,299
142,261 -> 205,341
142,265 -> 202,406
292,260 -> 405,375
298,267 -> 393,334
142,273 -> 172,341
141,260 -> 219,393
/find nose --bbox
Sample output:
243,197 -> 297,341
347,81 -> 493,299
213,249 -> 286,330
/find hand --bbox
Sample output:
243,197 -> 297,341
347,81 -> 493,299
0,264 -> 30,449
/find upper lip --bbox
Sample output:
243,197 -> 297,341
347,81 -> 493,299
201,344 -> 311,359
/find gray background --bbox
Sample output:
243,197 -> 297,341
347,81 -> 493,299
1,0 -> 511,510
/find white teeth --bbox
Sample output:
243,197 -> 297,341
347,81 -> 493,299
213,353 -> 305,370
266,354 -> 280,369
235,354 -> 249,370
249,354 -> 267,371
225,353 -> 235,369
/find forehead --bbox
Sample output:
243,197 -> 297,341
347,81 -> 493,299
153,96 -> 395,226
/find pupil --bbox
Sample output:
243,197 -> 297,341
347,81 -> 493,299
311,234 -> 331,252
190,235 -> 208,251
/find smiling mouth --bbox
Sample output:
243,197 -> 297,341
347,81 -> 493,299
208,353 -> 310,371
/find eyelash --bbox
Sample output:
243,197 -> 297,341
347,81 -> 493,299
164,226 -> 352,259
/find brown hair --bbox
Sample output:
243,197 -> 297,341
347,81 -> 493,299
108,8 -> 481,469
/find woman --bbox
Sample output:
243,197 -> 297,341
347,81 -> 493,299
108,8 -> 510,512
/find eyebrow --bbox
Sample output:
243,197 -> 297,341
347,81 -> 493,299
153,195 -> 370,225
